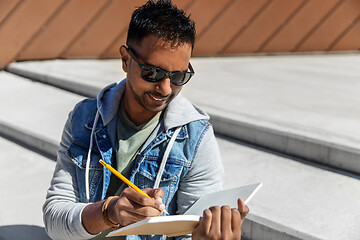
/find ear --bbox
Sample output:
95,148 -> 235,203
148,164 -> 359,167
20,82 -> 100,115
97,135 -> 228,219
119,45 -> 130,73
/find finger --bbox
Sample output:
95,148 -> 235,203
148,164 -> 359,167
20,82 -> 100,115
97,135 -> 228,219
237,198 -> 249,220
144,188 -> 166,211
231,208 -> 241,234
209,206 -> 221,237
122,188 -> 157,208
126,199 -> 162,217
117,208 -> 149,226
146,188 -> 165,200
118,189 -> 162,217
220,206 -> 232,236
196,209 -> 212,235
107,196 -> 146,226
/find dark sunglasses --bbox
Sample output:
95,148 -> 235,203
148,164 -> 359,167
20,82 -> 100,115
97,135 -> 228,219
126,46 -> 195,86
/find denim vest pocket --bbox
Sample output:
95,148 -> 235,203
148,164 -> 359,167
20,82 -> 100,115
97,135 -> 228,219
66,143 -> 103,202
133,156 -> 185,211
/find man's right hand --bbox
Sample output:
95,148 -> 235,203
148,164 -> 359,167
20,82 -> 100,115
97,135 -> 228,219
107,187 -> 166,226
81,187 -> 165,235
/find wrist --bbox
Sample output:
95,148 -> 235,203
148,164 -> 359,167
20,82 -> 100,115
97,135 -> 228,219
102,196 -> 120,229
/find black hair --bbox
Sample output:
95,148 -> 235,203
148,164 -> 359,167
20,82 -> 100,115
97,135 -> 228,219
126,0 -> 196,49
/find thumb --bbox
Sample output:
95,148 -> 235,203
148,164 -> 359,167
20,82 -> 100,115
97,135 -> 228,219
238,198 -> 249,220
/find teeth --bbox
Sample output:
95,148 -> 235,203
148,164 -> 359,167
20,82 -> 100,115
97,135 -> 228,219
149,94 -> 165,101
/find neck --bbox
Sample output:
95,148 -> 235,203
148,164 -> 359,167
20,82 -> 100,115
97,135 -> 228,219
122,95 -> 157,127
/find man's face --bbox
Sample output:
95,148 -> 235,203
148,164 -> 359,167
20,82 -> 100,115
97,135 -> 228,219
122,35 -> 192,116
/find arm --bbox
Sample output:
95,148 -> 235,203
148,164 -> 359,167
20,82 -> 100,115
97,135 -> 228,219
43,110 -> 95,240
43,108 -> 166,239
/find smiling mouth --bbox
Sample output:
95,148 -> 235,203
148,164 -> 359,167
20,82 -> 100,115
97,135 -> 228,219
148,93 -> 168,102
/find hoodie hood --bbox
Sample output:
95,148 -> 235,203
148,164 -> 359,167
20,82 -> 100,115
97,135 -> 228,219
95,79 -> 209,130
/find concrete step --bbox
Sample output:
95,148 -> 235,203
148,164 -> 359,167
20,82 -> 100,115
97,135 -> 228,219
1,69 -> 360,240
0,136 -> 54,240
219,137 -> 360,240
2,129 -> 359,240
5,59 -> 124,98
6,54 -> 360,175
0,71 -> 85,159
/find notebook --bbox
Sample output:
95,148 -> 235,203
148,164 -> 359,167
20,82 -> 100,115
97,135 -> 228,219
107,182 -> 262,237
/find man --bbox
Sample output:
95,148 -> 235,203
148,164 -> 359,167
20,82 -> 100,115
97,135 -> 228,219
43,1 -> 249,239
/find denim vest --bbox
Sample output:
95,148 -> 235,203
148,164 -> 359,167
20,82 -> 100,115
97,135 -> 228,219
65,98 -> 211,240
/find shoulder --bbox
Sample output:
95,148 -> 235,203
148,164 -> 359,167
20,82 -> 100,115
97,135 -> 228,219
71,98 -> 97,119
65,98 -> 98,140
163,94 -> 210,130
185,118 -> 212,140
68,98 -> 98,125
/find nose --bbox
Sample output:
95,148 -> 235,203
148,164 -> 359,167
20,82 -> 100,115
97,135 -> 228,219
156,77 -> 172,96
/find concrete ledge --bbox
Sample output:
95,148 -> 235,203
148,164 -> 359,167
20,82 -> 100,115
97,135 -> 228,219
242,215 -> 321,240
210,114 -> 360,175
0,120 -> 58,160
4,64 -> 359,174
219,137 -> 360,240
6,64 -> 99,98
0,137 -> 55,240
0,71 -> 84,160
6,58 -> 360,175
0,225 -> 50,240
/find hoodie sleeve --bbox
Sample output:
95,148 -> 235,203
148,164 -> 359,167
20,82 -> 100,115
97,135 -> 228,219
42,108 -> 97,240
175,123 -> 223,240
176,123 -> 224,215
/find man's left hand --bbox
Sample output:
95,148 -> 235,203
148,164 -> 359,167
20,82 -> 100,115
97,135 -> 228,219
192,198 -> 249,240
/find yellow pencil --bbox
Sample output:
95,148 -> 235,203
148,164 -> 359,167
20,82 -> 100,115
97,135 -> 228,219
99,159 -> 168,214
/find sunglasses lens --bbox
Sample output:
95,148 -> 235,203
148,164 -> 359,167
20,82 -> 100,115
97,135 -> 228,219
141,67 -> 168,82
170,73 -> 185,85
170,72 -> 193,86
154,69 -> 167,81
141,66 -> 158,82
140,65 -> 193,86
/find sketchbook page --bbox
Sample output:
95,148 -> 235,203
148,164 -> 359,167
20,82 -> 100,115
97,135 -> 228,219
184,182 -> 262,216
106,215 -> 201,237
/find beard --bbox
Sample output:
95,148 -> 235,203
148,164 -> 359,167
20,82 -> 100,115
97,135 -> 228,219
127,79 -> 176,113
